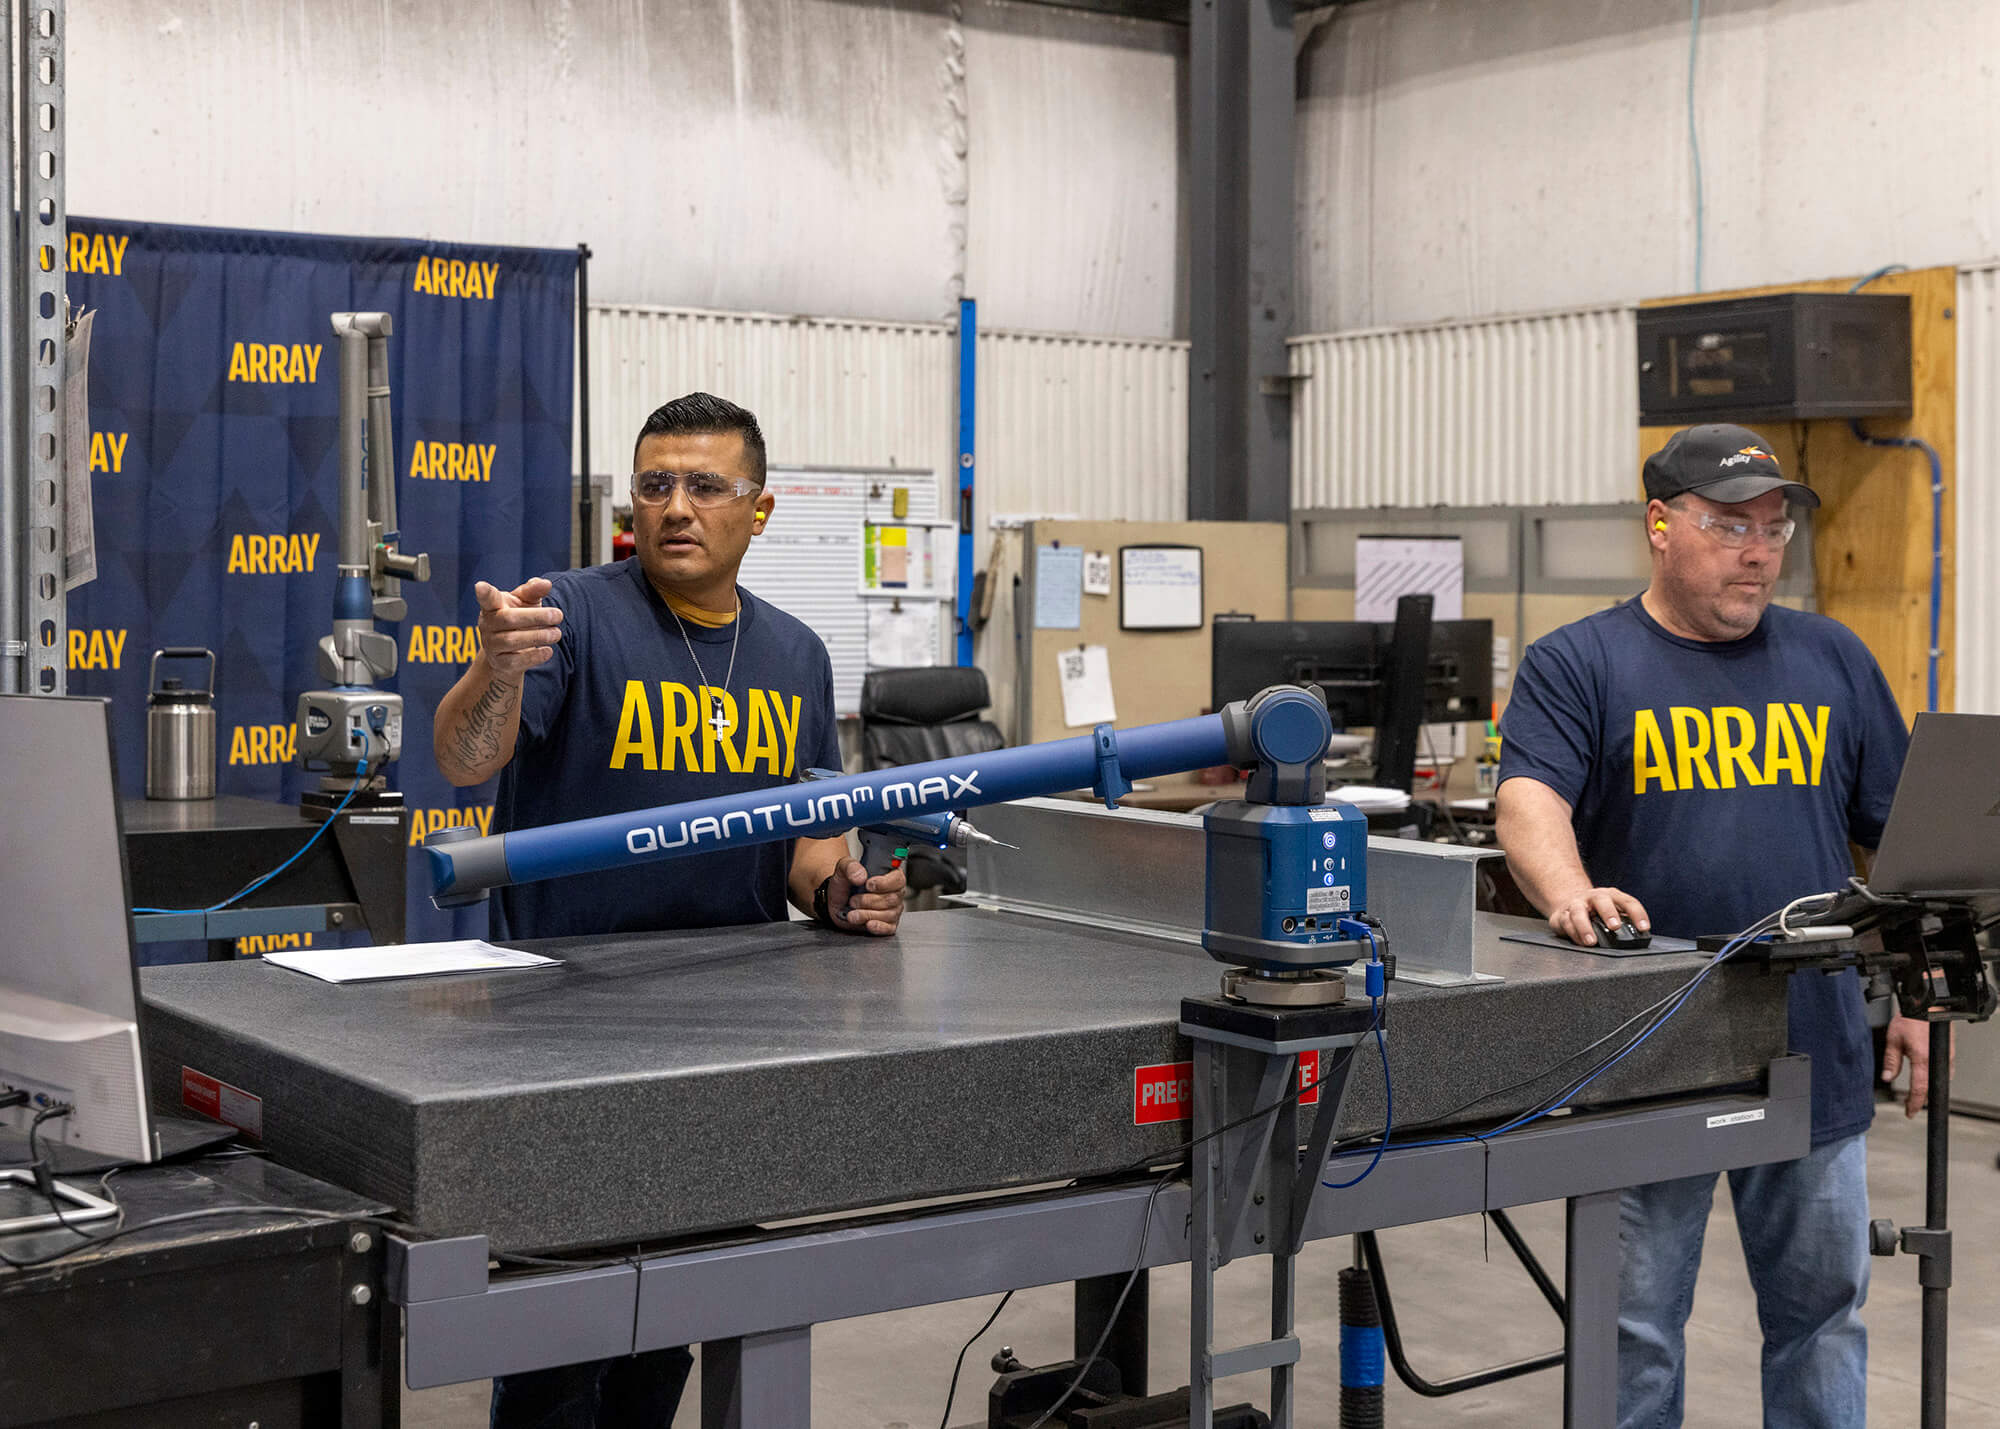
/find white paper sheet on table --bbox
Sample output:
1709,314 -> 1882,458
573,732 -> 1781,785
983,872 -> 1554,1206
1057,644 -> 1117,727
263,941 -> 562,984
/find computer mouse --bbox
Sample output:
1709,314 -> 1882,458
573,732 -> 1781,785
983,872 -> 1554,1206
1588,910 -> 1650,951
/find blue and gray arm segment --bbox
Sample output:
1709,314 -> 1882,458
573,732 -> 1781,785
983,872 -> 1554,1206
424,688 -> 1332,908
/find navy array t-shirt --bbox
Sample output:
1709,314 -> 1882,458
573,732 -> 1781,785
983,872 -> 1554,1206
493,559 -> 841,940
1497,598 -> 1908,1146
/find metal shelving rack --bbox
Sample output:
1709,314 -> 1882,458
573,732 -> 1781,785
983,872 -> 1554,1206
1,0 -> 65,696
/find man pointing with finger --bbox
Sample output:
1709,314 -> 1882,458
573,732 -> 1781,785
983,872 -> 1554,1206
1496,425 -> 1918,1428
432,393 -> 907,1421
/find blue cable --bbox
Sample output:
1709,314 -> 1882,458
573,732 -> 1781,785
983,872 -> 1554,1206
1849,422 -> 1943,712
133,762 -> 370,917
1324,923 -> 1767,1169
1848,265 -> 1907,293
1323,995 -> 1391,1190
1687,0 -> 1705,291
1324,929 -> 1391,1190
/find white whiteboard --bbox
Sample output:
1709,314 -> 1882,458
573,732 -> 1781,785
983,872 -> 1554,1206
1119,544 -> 1203,630
735,466 -> 948,716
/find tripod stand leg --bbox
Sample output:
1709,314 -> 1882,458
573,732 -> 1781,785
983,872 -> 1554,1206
1923,1019 -> 1952,1429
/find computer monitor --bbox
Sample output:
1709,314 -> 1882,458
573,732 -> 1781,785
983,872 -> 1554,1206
0,695 -> 154,1164
1868,713 -> 2000,898
1210,619 -> 1494,730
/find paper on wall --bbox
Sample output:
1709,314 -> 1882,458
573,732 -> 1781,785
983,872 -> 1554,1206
1354,536 -> 1462,622
1357,536 -> 1467,760
867,604 -> 938,668
1034,544 -> 1085,629
1057,644 -> 1117,727
1083,550 -> 1111,596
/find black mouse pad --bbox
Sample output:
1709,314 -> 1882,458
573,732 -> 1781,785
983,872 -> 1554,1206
1498,929 -> 1701,957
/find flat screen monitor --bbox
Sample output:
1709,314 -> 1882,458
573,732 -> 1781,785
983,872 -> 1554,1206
0,695 -> 154,1163
1210,620 -> 1493,730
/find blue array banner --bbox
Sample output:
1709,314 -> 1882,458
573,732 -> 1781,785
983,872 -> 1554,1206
64,217 -> 575,957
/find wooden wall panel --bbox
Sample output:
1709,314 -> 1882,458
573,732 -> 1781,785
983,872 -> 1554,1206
1019,520 -> 1290,782
1640,267 -> 1955,718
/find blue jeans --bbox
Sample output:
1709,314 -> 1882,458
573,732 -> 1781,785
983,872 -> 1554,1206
490,1346 -> 693,1429
1617,1132 -> 1869,1429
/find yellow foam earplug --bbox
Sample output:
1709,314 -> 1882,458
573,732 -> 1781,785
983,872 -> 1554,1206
1655,519 -> 1668,531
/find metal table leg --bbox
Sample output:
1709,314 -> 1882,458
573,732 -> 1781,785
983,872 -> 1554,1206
1563,1189 -> 1621,1429
1076,1270 -> 1148,1396
700,1326 -> 813,1429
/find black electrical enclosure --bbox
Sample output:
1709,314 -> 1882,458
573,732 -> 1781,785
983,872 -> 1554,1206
1638,292 -> 1911,424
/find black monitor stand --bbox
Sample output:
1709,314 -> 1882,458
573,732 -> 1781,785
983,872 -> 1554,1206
1373,594 -> 1434,795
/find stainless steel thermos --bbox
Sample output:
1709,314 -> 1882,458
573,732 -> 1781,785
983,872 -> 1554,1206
146,647 -> 216,800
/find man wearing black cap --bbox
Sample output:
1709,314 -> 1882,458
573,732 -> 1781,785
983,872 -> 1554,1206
1495,423 -> 1924,1427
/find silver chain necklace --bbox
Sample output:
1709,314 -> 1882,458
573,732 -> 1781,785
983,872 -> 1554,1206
667,596 -> 742,737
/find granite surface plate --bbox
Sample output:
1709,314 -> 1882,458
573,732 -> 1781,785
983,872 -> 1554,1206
140,910 -> 1790,1252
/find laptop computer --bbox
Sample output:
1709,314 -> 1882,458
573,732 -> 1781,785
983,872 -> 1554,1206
1866,712 -> 2000,899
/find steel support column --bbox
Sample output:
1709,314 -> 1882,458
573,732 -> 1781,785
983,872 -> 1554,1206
1188,0 -> 1293,523
0,0 -> 18,693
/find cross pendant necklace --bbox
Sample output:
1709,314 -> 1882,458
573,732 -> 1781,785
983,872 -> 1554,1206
668,597 -> 742,737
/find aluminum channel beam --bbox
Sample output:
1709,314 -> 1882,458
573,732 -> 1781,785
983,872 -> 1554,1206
963,798 -> 1501,984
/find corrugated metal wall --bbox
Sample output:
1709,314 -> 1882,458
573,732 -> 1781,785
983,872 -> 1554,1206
1288,305 -> 1638,509
586,304 -> 957,486
587,305 -> 1189,524
972,328 -> 1189,529
1957,265 -> 2000,714
584,305 -> 1190,739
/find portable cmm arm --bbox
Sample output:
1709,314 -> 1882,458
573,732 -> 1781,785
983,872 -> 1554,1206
425,685 -> 1376,989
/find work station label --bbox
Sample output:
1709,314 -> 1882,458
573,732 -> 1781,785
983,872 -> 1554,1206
181,1066 -> 264,1139
1134,1053 -> 1321,1124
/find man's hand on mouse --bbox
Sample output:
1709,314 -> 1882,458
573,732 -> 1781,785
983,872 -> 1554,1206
824,858 -> 907,937
1549,887 -> 1651,948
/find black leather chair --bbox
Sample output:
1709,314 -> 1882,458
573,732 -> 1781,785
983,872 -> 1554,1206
858,667 -> 1005,894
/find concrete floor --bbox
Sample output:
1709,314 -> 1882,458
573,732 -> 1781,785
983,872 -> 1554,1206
405,1106 -> 2000,1428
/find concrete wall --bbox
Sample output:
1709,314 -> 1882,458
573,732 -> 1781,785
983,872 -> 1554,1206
68,0 -> 1184,336
1297,0 -> 2000,333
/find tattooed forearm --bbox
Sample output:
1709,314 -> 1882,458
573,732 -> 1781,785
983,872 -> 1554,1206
442,676 -> 520,783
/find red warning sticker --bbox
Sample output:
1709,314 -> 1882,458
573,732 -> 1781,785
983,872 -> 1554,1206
181,1065 -> 264,1139
1299,1049 -> 1322,1107
1134,1051 -> 1327,1124
1133,1061 -> 1193,1125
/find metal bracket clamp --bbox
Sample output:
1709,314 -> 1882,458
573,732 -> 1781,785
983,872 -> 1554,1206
1092,723 -> 1132,808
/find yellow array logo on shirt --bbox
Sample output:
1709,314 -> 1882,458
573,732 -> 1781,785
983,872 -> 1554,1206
608,681 -> 804,777
1633,704 -> 1830,793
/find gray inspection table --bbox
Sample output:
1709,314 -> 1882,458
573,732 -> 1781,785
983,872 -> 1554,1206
140,908 -> 1807,1427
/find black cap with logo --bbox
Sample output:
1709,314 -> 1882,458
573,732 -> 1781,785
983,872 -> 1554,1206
1643,424 -> 1820,509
